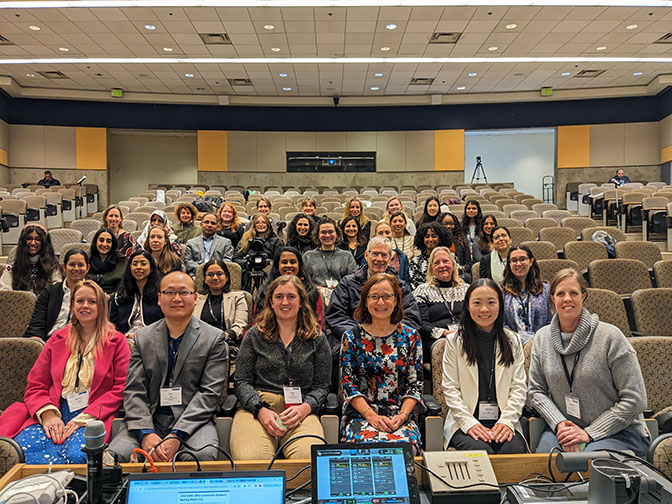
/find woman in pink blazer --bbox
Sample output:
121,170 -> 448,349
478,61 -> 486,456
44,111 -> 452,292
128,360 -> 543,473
0,280 -> 130,464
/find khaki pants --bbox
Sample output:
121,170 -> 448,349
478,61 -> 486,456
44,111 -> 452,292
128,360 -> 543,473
230,391 -> 323,460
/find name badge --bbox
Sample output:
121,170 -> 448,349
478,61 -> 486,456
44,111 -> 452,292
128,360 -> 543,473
160,387 -> 183,407
478,402 -> 499,421
283,386 -> 302,407
565,395 -> 581,420
325,278 -> 338,289
66,390 -> 90,412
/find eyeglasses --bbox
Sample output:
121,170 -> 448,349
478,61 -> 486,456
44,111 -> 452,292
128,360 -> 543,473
367,294 -> 395,303
369,251 -> 390,259
509,257 -> 529,264
493,233 -> 510,240
160,290 -> 195,298
206,271 -> 226,278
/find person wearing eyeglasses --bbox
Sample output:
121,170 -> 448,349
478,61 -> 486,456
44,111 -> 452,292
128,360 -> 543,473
479,226 -> 512,284
108,271 -> 228,463
340,273 -> 423,451
501,246 -> 552,344
194,259 -> 249,348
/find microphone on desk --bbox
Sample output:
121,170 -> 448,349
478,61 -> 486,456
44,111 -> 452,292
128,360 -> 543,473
82,420 -> 107,504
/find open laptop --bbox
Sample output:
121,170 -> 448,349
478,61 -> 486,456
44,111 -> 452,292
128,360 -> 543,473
312,442 -> 420,504
125,470 -> 285,504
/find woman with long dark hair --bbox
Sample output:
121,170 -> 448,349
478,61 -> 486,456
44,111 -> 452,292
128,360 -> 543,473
415,196 -> 441,228
438,211 -> 472,280
109,250 -> 163,335
86,227 -> 127,294
441,278 -> 527,453
460,199 -> 483,257
389,211 -> 416,260
409,222 -> 453,290
501,245 -> 552,342
0,224 -> 61,295
473,214 -> 498,263
286,213 -> 316,254
479,225 -> 512,284
339,216 -> 367,266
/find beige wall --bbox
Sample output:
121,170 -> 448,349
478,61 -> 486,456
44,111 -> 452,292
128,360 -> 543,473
590,122 -> 659,167
660,113 -> 672,151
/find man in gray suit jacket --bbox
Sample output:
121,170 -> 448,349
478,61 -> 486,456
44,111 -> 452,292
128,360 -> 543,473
184,213 -> 233,276
108,271 -> 228,462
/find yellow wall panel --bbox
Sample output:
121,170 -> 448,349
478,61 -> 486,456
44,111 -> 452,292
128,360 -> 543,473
75,127 -> 107,170
0,148 -> 7,166
662,145 -> 672,164
557,125 -> 590,169
198,130 -> 228,172
434,129 -> 464,171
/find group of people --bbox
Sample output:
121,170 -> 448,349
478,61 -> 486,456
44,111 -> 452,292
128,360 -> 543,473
0,190 -> 650,464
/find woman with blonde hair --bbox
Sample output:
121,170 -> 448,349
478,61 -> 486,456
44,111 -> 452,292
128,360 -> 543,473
231,275 -> 331,459
343,196 -> 371,240
234,213 -> 283,292
0,280 -> 130,464
413,246 -> 469,361
143,226 -> 183,277
102,204 -> 135,257
384,196 -> 416,235
217,201 -> 245,249
173,202 -> 201,244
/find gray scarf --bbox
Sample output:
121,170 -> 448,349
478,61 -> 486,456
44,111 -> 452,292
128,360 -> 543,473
549,308 -> 600,356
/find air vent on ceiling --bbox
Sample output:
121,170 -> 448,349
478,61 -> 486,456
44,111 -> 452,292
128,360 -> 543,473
429,32 -> 462,44
654,33 -> 672,44
410,77 -> 435,85
575,69 -> 605,78
227,78 -> 252,86
37,70 -> 68,79
199,33 -> 232,45
0,35 -> 14,46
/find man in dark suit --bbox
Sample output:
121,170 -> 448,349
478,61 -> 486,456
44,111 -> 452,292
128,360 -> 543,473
37,170 -> 60,187
184,213 -> 233,276
108,271 -> 228,462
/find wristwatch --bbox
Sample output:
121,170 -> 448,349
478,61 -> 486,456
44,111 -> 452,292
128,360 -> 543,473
253,401 -> 271,419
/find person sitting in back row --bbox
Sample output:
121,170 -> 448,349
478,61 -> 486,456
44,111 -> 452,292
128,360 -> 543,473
37,170 -> 60,187
609,169 -> 631,187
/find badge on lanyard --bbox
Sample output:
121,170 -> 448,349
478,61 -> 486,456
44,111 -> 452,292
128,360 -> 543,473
66,390 -> 90,412
478,402 -> 499,421
283,386 -> 302,407
565,395 -> 581,420
325,278 -> 338,289
160,387 -> 183,407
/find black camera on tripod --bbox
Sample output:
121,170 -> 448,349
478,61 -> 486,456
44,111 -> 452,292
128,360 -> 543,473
245,238 -> 269,273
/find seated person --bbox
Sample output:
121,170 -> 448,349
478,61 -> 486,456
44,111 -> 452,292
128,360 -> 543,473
0,280 -> 130,464
528,269 -> 649,457
37,170 -> 60,187
286,213 -> 316,254
0,224 -> 62,296
342,196 -> 372,239
173,202 -> 202,245
133,210 -> 183,257
87,227 -> 127,295
108,271 -> 229,463
409,221 -> 453,291
24,248 -> 89,341
438,211 -> 472,281
233,213 -> 283,293
339,216 -> 367,266
340,273 -> 423,451
216,202 -> 245,250
102,204 -> 135,258
144,226 -> 184,277
109,250 -> 164,335
327,236 -> 421,342
230,275 -> 331,460
442,279 -> 528,454
479,226 -> 512,284
184,212 -> 233,276
300,197 -> 319,220
373,221 -> 410,283
194,259 -> 249,347
609,169 -> 631,187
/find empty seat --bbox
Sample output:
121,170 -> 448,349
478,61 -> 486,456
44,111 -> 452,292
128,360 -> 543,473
509,210 -> 537,224
561,216 -> 596,240
49,229 -> 84,255
539,227 -> 576,253
502,204 -> 528,217
654,260 -> 672,289
520,241 -> 558,260
57,188 -> 76,223
0,338 -> 44,410
631,288 -> 672,336
564,241 -> 608,273
542,209 -> 572,225
0,200 -> 26,245
588,259 -> 651,295
536,259 -> 579,283
22,195 -> 47,227
70,219 -> 102,240
531,203 -> 558,216
507,226 -> 535,245
584,288 -> 632,337
525,218 -> 558,239
43,192 -> 63,229
614,241 -> 663,270
0,292 -> 37,338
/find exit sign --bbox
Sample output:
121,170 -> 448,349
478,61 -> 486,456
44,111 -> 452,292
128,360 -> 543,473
540,87 -> 553,97
111,88 -> 123,98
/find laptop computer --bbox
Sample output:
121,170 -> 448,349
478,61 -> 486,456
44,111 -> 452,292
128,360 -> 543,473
311,442 -> 420,504
125,470 -> 285,504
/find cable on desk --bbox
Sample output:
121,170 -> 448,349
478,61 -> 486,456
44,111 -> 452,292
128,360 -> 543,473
183,443 -> 235,471
172,449 -> 202,472
131,448 -> 156,473
287,464 -> 311,482
266,434 -> 327,470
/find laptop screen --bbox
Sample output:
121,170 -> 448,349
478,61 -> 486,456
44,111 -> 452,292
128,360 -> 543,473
312,442 -> 420,504
125,471 -> 285,504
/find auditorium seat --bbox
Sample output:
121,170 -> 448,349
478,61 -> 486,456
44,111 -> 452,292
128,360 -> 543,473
564,241 -> 608,273
589,259 -> 651,295
70,219 -> 102,240
508,227 -> 535,246
542,209 -> 572,225
509,210 -> 537,225
584,288 -> 632,337
531,203 -> 558,217
536,259 -> 579,284
49,229 -> 83,255
0,199 -> 26,245
654,260 -> 672,289
0,292 -> 37,338
580,226 -> 627,243
561,216 -> 595,240
631,289 -> 672,337
615,241 -> 662,270
525,218 -> 558,239
520,241 -> 557,260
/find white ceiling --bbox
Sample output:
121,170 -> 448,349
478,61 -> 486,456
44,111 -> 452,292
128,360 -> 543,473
1,3 -> 672,103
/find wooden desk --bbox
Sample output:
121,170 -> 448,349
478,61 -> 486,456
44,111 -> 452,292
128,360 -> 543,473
0,454 -> 584,491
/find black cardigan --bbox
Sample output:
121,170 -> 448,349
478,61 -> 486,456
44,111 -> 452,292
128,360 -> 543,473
24,281 -> 66,341
109,293 -> 164,334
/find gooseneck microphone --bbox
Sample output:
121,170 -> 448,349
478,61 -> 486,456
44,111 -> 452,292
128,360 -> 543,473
82,420 -> 107,504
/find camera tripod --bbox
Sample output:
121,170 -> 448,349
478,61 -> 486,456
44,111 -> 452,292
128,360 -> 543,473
470,156 -> 488,184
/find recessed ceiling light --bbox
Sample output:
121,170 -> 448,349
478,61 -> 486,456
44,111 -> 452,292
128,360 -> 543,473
374,72 -> 383,77
380,46 -> 391,52
28,25 -> 40,31
271,47 -> 281,52
457,86 -> 466,90
279,72 -> 287,77
626,24 -> 638,30
488,46 -> 498,51
185,73 -> 194,77
370,86 -> 379,90
26,73 -> 35,77
505,23 -> 517,29
264,24 -> 275,30
144,24 -> 156,30
163,47 -> 173,52
386,23 -> 397,30
282,87 -> 291,91
196,87 -> 205,91
633,71 -> 643,76
561,72 -> 570,76
468,72 -> 477,77
58,47 -> 69,52
596,46 -> 607,51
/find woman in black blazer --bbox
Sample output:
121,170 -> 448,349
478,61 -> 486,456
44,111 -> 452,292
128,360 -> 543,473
109,250 -> 164,335
479,226 -> 512,284
24,248 -> 90,341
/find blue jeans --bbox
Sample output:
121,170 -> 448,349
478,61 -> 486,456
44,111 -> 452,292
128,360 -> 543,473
536,424 -> 649,458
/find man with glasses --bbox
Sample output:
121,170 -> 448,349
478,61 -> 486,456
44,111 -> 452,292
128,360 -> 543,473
184,212 -> 233,276
108,271 -> 228,462
326,236 -> 421,341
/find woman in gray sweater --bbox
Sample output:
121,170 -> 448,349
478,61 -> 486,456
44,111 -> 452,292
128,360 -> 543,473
230,275 -> 332,460
528,268 -> 649,456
